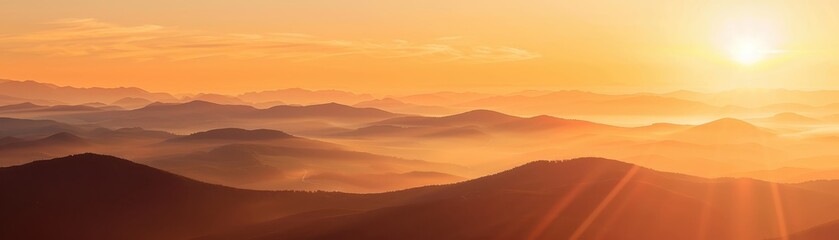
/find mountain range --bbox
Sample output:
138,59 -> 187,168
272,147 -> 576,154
3,154 -> 839,240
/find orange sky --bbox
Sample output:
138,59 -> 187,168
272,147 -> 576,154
2,0 -> 839,94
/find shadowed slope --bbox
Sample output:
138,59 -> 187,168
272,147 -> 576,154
203,158 -> 839,240
0,154 -> 408,240
7,154 -> 839,240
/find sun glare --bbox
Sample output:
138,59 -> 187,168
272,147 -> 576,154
730,37 -> 769,65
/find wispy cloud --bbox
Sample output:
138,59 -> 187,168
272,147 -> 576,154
0,18 -> 540,63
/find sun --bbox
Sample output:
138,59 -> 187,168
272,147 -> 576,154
729,37 -> 770,66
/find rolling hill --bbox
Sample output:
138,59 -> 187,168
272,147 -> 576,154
669,118 -> 777,144
200,158 -> 839,240
5,153 -> 836,240
0,154 -> 411,240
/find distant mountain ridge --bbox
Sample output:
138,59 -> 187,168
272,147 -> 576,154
46,100 -> 400,132
0,80 -> 176,104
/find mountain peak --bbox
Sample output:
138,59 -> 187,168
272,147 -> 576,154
443,109 -> 519,122
765,112 -> 820,123
112,97 -> 152,106
670,117 -> 775,144
696,117 -> 756,129
450,109 -> 509,117
509,158 -> 635,175
183,100 -> 222,106
311,102 -> 348,108
1,153 -> 150,174
42,132 -> 85,142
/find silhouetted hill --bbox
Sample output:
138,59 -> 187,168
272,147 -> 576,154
0,154 -> 408,240
691,118 -> 762,132
256,103 -> 398,119
80,102 -> 122,111
0,132 -> 97,166
204,158 -> 839,240
138,100 -> 257,114
111,97 -> 153,109
0,118 -> 82,137
8,152 -> 839,240
150,145 -> 283,185
62,100 -> 258,130
376,109 -> 519,127
35,104 -> 102,112
0,132 -> 89,150
359,111 -> 622,139
0,94 -> 61,106
755,112 -> 822,124
670,118 -> 776,144
0,102 -> 45,112
168,128 -> 295,142
491,115 -> 620,132
84,127 -> 176,143
183,93 -> 249,105
38,132 -> 87,143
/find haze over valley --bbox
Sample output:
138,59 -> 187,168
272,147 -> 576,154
7,1 -> 839,239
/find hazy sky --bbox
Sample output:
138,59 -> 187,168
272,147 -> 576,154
3,0 -> 839,94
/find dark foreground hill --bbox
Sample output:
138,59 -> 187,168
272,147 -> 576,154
0,154 -> 418,240
4,154 -> 839,240
200,159 -> 839,240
